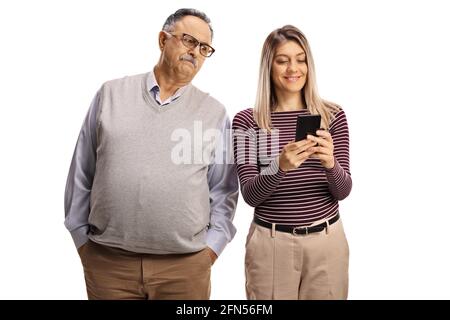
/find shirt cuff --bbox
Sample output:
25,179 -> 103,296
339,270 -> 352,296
325,160 -> 342,180
206,228 -> 232,257
70,225 -> 90,249
262,157 -> 287,178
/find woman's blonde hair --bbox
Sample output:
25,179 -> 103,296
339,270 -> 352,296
254,25 -> 340,131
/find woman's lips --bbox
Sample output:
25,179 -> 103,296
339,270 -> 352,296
284,76 -> 302,82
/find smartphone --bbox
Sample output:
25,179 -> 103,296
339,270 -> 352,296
295,114 -> 321,141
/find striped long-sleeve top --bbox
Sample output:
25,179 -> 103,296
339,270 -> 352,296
232,107 -> 352,226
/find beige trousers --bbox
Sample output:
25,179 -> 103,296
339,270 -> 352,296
245,216 -> 349,300
78,240 -> 212,300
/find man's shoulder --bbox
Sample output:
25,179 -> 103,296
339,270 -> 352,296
101,72 -> 148,91
190,85 -> 225,112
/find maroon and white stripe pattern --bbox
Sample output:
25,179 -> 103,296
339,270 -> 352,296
232,108 -> 352,226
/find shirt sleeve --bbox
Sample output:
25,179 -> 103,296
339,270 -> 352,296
232,111 -> 286,208
64,92 -> 99,249
205,115 -> 239,257
325,109 -> 352,200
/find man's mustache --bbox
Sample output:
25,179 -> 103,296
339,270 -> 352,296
180,55 -> 197,67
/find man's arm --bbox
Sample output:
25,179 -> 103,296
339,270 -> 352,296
64,92 -> 99,249
206,115 -> 239,259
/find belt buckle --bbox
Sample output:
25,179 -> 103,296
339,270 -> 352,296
293,226 -> 308,235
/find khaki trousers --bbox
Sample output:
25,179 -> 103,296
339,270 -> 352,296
245,216 -> 349,300
78,240 -> 212,300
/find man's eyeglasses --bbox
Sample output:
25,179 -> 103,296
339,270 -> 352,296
164,31 -> 215,58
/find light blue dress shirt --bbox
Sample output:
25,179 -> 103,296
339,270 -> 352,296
147,70 -> 188,105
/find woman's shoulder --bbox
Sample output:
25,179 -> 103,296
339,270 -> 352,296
234,107 -> 254,119
324,100 -> 345,116
232,108 -> 256,129
331,103 -> 347,118
328,103 -> 349,130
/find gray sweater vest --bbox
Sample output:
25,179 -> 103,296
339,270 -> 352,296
88,73 -> 226,254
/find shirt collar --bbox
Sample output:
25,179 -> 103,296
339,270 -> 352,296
146,69 -> 188,103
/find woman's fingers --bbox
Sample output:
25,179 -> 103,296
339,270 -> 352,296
284,140 -> 315,154
306,134 -> 331,149
310,152 -> 335,169
294,149 -> 315,167
307,146 -> 333,156
281,130 -> 334,170
316,129 -> 332,141
284,140 -> 300,151
292,140 -> 316,153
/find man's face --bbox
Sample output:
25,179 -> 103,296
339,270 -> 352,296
159,16 -> 212,82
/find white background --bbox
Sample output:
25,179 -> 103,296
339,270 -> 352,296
1,0 -> 449,299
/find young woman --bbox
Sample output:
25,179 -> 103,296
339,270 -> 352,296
233,25 -> 352,300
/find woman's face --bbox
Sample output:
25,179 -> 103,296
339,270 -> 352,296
271,40 -> 308,95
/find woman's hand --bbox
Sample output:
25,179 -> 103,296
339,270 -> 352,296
278,139 -> 316,172
307,130 -> 335,169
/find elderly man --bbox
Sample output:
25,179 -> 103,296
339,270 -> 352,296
64,8 -> 238,300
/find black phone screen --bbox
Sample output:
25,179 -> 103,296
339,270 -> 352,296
295,114 -> 321,141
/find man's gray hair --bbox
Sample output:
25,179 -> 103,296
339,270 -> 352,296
162,8 -> 214,39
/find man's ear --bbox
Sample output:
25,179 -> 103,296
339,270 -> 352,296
158,31 -> 168,50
